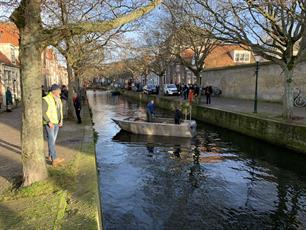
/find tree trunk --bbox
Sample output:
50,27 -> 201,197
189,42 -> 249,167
159,75 -> 164,96
283,68 -> 294,120
18,1 -> 48,186
196,73 -> 202,104
67,62 -> 75,120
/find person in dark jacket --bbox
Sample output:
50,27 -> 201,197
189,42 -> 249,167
146,100 -> 155,122
5,87 -> 13,112
61,85 -> 68,101
204,85 -> 213,104
61,85 -> 69,117
73,92 -> 82,123
174,107 -> 182,124
194,84 -> 200,97
182,85 -> 188,100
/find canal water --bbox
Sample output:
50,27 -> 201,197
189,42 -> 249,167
88,91 -> 306,230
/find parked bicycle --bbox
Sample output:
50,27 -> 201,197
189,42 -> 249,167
293,88 -> 306,107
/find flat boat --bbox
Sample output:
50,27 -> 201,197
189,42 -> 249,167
112,117 -> 197,138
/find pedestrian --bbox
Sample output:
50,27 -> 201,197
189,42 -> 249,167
204,85 -> 213,104
174,107 -> 182,124
146,100 -> 155,122
61,85 -> 68,117
42,84 -> 64,166
182,85 -> 188,100
194,84 -> 200,97
156,85 -> 160,95
188,89 -> 194,104
73,92 -> 82,124
61,85 -> 68,100
5,87 -> 13,112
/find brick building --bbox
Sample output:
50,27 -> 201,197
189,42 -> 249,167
0,22 -> 68,106
165,44 -> 255,85
0,23 -> 21,106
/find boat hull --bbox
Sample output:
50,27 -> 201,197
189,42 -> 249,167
112,118 -> 197,138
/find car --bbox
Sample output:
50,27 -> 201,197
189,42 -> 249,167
164,84 -> 178,96
143,85 -> 157,94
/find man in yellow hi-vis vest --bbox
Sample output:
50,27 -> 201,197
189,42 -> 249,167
43,84 -> 64,166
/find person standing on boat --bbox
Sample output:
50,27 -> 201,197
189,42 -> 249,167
146,100 -> 155,122
174,107 -> 182,124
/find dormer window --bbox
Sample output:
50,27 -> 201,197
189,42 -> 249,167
233,50 -> 251,63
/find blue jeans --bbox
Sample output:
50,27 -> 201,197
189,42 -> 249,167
44,124 -> 59,160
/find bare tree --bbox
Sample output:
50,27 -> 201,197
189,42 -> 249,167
193,0 -> 306,120
163,0 -> 218,101
142,27 -> 173,94
5,0 -> 161,186
169,23 -> 217,87
51,0 -> 131,119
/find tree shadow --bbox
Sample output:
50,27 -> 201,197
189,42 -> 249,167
0,139 -> 21,155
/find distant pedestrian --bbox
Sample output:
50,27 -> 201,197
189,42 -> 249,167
61,85 -> 68,100
73,92 -> 82,124
5,87 -> 13,112
146,100 -> 155,122
61,85 -> 68,117
182,85 -> 188,100
42,84 -> 64,166
204,85 -> 213,104
188,89 -> 194,104
156,85 -> 160,95
194,84 -> 200,97
174,107 -> 182,124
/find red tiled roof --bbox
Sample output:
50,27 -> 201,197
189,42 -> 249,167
0,51 -> 12,65
0,22 -> 19,46
180,44 -> 255,69
205,44 -> 253,69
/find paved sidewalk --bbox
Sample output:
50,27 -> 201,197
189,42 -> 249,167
0,107 -> 85,193
170,95 -> 306,121
0,105 -> 102,229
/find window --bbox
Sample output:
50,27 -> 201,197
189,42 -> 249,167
234,51 -> 251,63
235,53 -> 240,62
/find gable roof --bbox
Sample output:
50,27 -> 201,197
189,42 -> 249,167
205,44 -> 254,69
0,22 -> 19,47
180,44 -> 255,69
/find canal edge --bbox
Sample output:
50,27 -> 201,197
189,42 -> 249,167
121,90 -> 306,154
86,98 -> 104,230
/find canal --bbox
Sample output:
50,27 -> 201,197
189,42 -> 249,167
88,91 -> 306,230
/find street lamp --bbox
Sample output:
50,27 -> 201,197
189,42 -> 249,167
253,55 -> 261,113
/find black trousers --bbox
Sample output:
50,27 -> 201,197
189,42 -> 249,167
75,108 -> 82,123
206,95 -> 211,104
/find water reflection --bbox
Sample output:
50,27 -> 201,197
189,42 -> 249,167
88,91 -> 306,230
